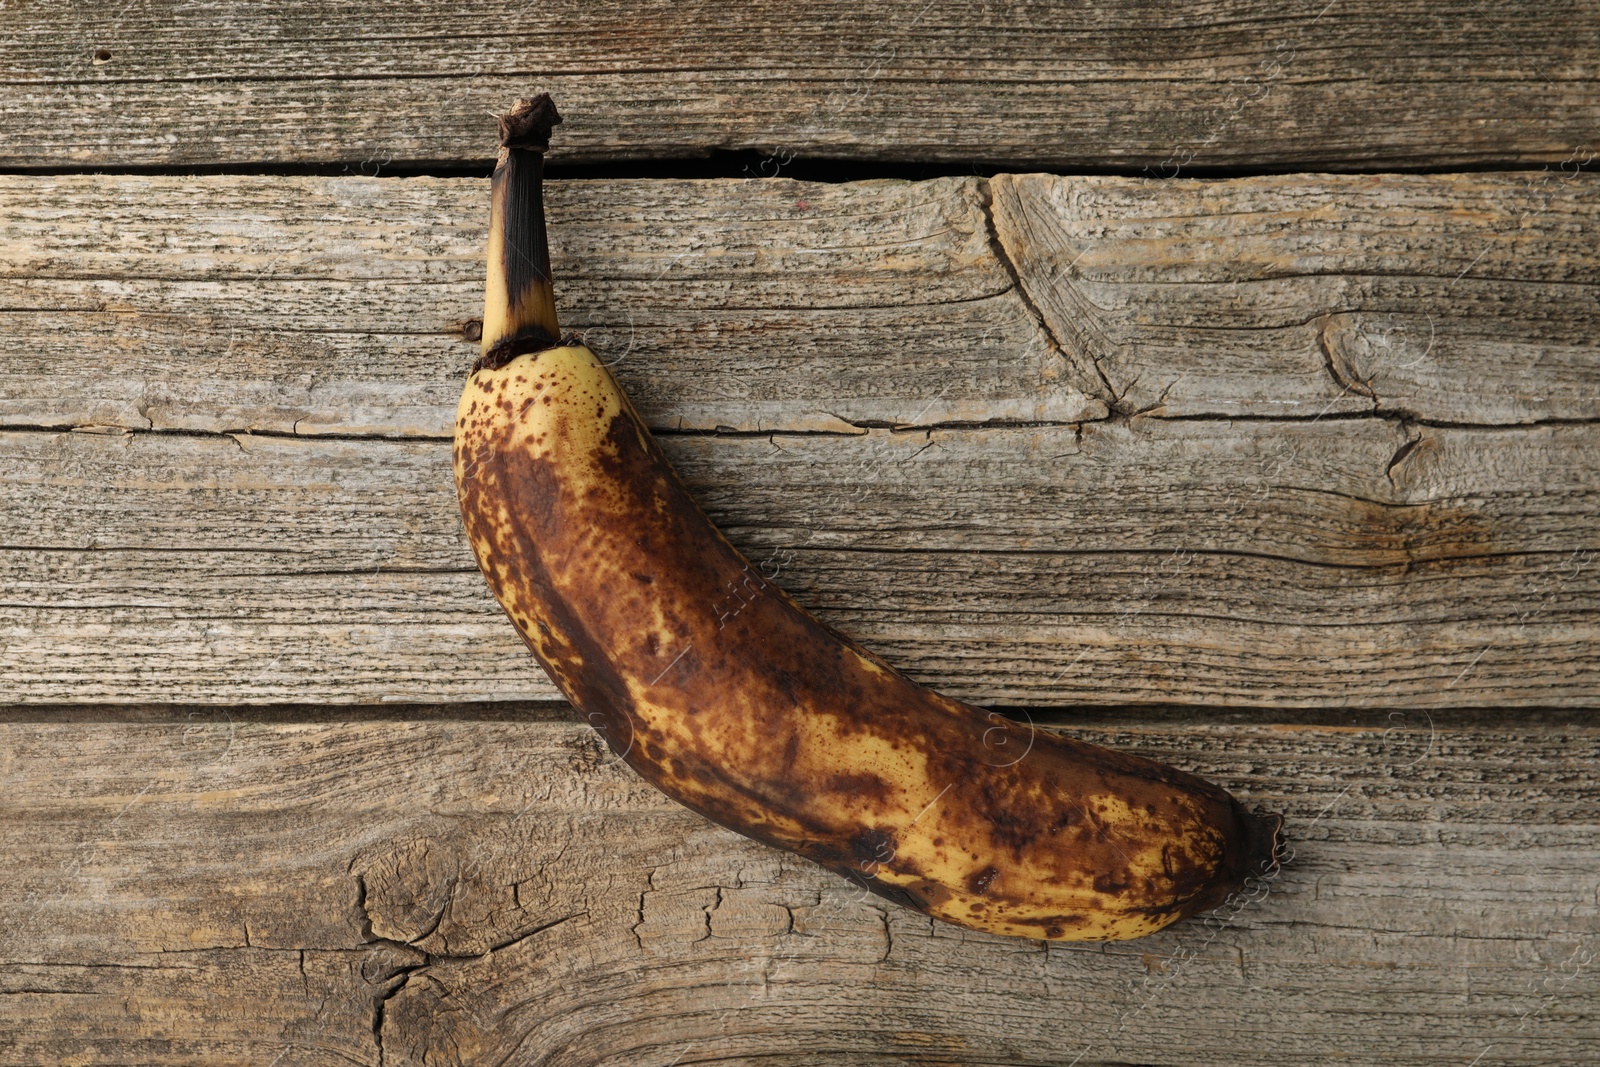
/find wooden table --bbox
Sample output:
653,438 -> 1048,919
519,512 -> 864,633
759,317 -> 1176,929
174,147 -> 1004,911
3,3 -> 1597,1064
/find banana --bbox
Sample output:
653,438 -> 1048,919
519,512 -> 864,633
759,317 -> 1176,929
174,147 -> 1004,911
454,95 -> 1284,941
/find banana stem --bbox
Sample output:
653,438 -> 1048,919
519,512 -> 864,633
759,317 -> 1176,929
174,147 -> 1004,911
480,94 -> 563,369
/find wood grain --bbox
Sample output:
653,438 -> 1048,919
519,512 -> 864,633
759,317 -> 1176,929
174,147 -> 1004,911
1,415 -> 1596,707
991,171 -> 1600,424
1,1 -> 1596,170
2,713 -> 1596,1065
1,171 -> 1596,708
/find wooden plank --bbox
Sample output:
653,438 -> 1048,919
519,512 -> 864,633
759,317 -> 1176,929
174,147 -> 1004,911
2,172 -> 1595,438
2,713 -> 1596,1064
1,417 -> 1596,708
1,1 -> 1596,169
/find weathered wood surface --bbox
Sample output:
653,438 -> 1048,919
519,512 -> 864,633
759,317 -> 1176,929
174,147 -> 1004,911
2,712 -> 1596,1065
4,419 -> 1599,708
3,1 -> 1598,170
1,172 -> 1596,707
990,172 -> 1600,424
5,3 -> 1598,1060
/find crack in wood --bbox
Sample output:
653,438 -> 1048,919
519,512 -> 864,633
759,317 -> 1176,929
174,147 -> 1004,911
979,177 -> 1123,413
1317,314 -> 1381,411
354,863 -> 591,1063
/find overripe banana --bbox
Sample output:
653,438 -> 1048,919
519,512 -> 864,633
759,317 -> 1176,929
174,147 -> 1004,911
454,95 -> 1285,942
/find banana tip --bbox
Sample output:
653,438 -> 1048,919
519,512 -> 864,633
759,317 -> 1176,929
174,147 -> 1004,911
499,94 -> 563,151
1181,805 -> 1287,921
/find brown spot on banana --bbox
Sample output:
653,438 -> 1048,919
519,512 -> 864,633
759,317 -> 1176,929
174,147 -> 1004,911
454,96 -> 1285,943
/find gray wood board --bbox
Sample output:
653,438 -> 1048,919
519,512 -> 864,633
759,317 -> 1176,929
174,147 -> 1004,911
2,1 -> 1597,169
2,416 -> 1598,707
2,713 -> 1596,1065
3,172 -> 1595,438
1,171 -> 1596,708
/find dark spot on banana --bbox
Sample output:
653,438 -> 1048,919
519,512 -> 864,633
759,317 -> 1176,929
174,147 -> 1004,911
1093,871 -> 1131,895
968,865 -> 1000,895
849,827 -> 897,867
829,771 -> 893,805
